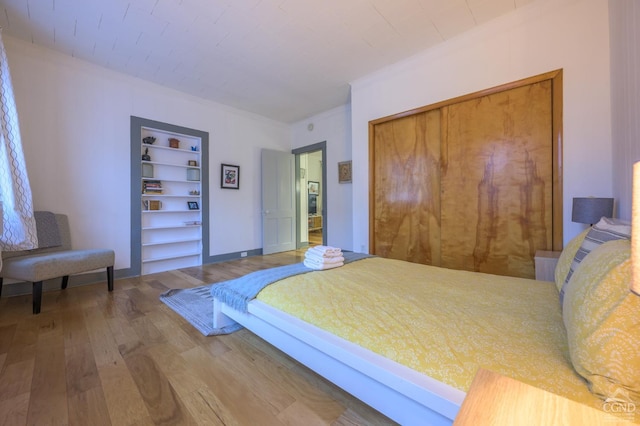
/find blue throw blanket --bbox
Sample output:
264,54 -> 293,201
210,252 -> 371,313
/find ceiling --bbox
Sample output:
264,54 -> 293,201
0,0 -> 536,123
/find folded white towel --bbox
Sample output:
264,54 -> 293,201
307,245 -> 342,258
304,258 -> 344,270
305,251 -> 345,264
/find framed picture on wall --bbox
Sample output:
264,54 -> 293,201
338,160 -> 352,183
308,181 -> 319,195
221,164 -> 240,189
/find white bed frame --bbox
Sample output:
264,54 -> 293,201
213,299 -> 465,425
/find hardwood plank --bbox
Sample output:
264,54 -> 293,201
0,324 -> 17,354
67,386 -> 111,426
65,342 -> 101,398
145,309 -> 198,354
4,316 -> 38,366
83,308 -> 124,367
120,341 -> 197,425
277,400 -> 329,425
129,316 -> 166,348
97,362 -> 150,426
27,330 -> 68,425
0,391 -> 29,426
180,388 -> 228,426
61,307 -> 91,348
223,332 -> 345,421
0,359 -> 33,402
145,343 -> 230,425
181,346 -> 285,425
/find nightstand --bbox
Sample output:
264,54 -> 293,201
534,250 -> 561,282
454,369 -> 627,425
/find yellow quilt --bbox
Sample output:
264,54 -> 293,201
257,257 -> 601,408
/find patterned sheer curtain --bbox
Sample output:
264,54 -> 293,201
0,29 -> 37,268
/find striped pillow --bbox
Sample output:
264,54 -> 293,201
559,217 -> 631,305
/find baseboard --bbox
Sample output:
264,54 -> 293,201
205,248 -> 263,264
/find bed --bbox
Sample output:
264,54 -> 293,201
211,219 -> 639,425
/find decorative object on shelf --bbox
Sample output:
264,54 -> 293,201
572,197 -> 614,226
142,180 -> 162,194
189,190 -> 200,195
191,146 -> 198,151
143,136 -> 156,145
183,220 -> 202,226
142,163 -> 154,178
188,160 -> 197,166
221,164 -> 240,189
338,160 -> 352,184
308,181 -> 319,195
187,201 -> 199,210
142,148 -> 151,161
169,138 -> 180,148
187,168 -> 200,181
143,200 -> 162,210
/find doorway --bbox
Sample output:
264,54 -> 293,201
293,142 -> 327,248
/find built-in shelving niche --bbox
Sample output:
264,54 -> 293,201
130,116 -> 210,276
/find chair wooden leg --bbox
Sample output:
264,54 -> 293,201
0,277 -> 3,298
61,275 -> 69,290
33,281 -> 43,314
107,266 -> 114,292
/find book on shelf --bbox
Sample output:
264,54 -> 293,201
142,180 -> 163,194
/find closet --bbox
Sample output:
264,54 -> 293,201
369,70 -> 563,279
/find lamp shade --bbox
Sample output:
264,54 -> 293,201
572,197 -> 614,225
632,162 -> 640,295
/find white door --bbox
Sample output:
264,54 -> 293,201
262,149 -> 296,255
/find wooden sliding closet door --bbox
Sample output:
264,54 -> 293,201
370,71 -> 561,279
372,110 -> 442,265
440,81 -> 553,278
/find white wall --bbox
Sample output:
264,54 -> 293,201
350,0 -> 612,251
5,36 -> 290,270
609,0 -> 640,221
291,104 -> 353,250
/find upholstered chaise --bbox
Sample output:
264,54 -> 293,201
0,212 -> 114,314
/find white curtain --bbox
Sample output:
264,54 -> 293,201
0,30 -> 37,260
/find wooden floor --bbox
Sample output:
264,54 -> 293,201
308,230 -> 323,246
0,249 -> 395,426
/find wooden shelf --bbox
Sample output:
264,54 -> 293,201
142,224 -> 201,231
142,251 -> 201,263
142,237 -> 202,247
142,160 -> 200,169
142,194 -> 200,198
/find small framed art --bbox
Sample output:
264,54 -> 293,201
221,164 -> 240,189
338,160 -> 352,183
308,181 -> 319,195
187,201 -> 199,210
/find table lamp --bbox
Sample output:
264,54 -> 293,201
572,197 -> 614,226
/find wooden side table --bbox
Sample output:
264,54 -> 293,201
454,369 -> 632,425
534,250 -> 561,282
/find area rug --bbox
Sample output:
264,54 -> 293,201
159,284 -> 243,336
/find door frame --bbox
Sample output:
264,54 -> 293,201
293,142 -> 327,248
